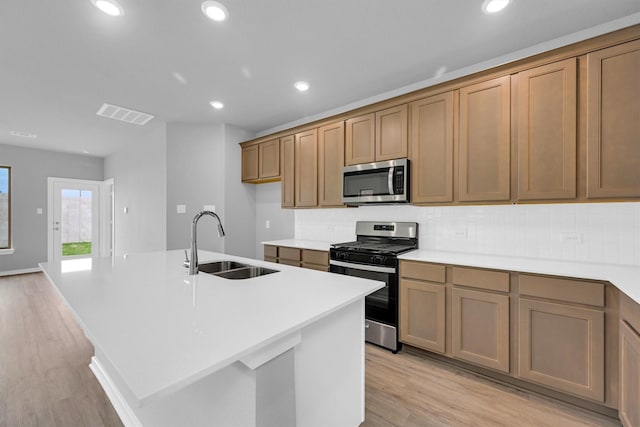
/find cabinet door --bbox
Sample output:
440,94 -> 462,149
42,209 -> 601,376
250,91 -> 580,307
241,145 -> 259,182
295,129 -> 318,207
345,113 -> 375,165
375,104 -> 408,161
517,59 -> 577,200
410,92 -> 454,203
400,279 -> 446,353
318,122 -> 345,206
518,298 -> 604,401
586,39 -> 640,198
451,287 -> 509,372
459,76 -> 511,202
620,320 -> 640,427
259,139 -> 280,179
281,136 -> 295,207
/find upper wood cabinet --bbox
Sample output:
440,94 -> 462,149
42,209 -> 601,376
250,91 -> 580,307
409,92 -> 455,203
517,58 -> 577,200
586,39 -> 640,199
281,135 -> 295,207
241,139 -> 280,183
241,144 -> 259,182
345,105 -> 408,165
459,76 -> 511,202
294,129 -> 318,207
318,122 -> 345,207
345,113 -> 375,165
376,104 -> 408,161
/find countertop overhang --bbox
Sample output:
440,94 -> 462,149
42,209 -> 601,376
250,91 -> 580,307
39,250 -> 383,407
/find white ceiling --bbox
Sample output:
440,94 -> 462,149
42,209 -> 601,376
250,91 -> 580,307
1,0 -> 639,158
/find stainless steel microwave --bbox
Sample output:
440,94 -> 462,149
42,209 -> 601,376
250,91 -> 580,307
342,158 -> 409,205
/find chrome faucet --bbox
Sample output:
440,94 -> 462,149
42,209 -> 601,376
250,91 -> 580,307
189,210 -> 226,275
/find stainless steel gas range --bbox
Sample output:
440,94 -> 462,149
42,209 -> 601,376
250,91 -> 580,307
329,221 -> 418,352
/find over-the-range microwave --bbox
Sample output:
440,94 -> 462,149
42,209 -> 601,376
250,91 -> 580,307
342,158 -> 409,205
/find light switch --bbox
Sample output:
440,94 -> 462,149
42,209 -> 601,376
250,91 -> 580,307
204,205 -> 216,212
124,207 -> 129,214
177,204 -> 186,214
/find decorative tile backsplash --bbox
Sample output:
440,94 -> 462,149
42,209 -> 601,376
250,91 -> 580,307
295,202 -> 640,266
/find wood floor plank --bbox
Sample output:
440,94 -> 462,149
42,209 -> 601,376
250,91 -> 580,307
0,272 -> 623,427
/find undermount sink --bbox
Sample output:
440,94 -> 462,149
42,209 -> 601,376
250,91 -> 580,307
214,266 -> 279,280
198,260 -> 249,274
193,260 -> 279,279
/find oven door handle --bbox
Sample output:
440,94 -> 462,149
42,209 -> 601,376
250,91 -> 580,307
330,259 -> 396,274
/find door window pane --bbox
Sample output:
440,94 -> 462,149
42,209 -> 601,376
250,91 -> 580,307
61,189 -> 92,256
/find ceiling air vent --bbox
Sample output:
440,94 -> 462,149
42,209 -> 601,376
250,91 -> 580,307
96,103 -> 154,126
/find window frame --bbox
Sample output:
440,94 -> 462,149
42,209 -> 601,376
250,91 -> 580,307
0,165 -> 11,251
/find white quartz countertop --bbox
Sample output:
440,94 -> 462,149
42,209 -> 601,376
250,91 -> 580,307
261,239 -> 333,252
399,250 -> 640,304
39,250 -> 383,407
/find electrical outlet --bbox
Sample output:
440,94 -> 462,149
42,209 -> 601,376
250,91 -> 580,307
265,220 -> 271,229
204,205 -> 216,212
561,232 -> 583,244
453,228 -> 468,239
177,204 -> 186,214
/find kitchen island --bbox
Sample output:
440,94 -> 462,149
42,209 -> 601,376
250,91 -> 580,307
40,250 -> 383,427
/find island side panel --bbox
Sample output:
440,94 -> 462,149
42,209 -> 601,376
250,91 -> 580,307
294,299 -> 366,427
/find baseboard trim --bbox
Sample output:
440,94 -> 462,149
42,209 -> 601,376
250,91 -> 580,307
0,267 -> 42,277
89,357 -> 141,427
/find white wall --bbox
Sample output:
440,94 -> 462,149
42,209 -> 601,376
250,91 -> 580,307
255,182 -> 294,258
104,124 -> 167,256
295,203 -> 640,267
223,124 -> 258,258
166,123 -> 225,253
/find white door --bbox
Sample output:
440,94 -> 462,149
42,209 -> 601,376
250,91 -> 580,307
48,178 -> 101,263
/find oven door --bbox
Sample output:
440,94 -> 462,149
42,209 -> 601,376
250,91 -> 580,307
329,259 -> 397,326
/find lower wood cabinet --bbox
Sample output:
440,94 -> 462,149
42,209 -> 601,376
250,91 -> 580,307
400,279 -> 446,353
451,287 -> 510,373
518,298 -> 605,402
263,245 -> 329,271
620,320 -> 640,427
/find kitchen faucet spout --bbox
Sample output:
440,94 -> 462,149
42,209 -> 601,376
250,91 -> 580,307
189,210 -> 226,275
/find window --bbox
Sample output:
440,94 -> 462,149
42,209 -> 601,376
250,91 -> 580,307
0,166 -> 10,249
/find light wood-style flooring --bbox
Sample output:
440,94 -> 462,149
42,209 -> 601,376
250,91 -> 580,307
0,273 -> 622,427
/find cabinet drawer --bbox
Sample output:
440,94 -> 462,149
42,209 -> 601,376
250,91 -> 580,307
452,266 -> 509,293
279,259 -> 301,267
400,261 -> 445,283
264,245 -> 278,258
279,247 -> 301,262
301,249 -> 328,266
519,274 -> 604,307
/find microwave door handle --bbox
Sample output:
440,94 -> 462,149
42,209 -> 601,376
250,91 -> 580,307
388,167 -> 395,195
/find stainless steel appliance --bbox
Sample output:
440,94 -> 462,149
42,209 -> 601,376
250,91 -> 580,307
342,158 -> 409,205
329,221 -> 418,352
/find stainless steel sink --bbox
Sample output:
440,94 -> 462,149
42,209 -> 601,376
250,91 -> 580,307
191,260 -> 279,279
214,266 -> 279,280
198,260 -> 249,274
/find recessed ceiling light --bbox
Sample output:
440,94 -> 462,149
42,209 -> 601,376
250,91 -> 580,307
294,81 -> 310,92
482,0 -> 510,14
90,0 -> 124,17
210,101 -> 224,109
201,1 -> 228,22
10,131 -> 37,139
